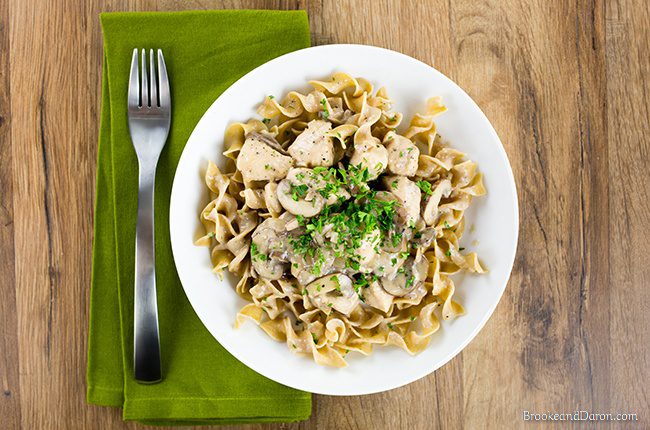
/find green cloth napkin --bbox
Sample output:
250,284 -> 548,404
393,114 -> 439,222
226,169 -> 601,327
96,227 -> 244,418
87,10 -> 312,425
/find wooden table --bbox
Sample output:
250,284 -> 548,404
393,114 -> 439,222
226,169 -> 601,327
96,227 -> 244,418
1,0 -> 648,428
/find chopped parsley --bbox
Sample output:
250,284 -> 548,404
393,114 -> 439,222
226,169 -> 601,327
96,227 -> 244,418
417,180 -> 433,195
289,183 -> 309,201
284,164 -> 404,272
387,323 -> 394,330
320,98 -> 330,119
459,247 -> 465,251
444,221 -> 452,229
445,250 -> 452,257
249,243 -> 268,261
262,118 -> 271,125
264,164 -> 272,170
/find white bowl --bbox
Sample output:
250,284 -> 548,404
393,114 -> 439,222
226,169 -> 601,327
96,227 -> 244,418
170,44 -> 518,395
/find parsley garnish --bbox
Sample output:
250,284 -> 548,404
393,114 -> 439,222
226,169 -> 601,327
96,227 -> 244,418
289,183 -> 309,201
320,98 -> 330,119
417,180 -> 433,195
262,118 -> 271,125
285,164 -> 401,271
250,243 -> 268,261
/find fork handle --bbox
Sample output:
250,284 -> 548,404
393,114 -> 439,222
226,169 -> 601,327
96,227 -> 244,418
133,160 -> 162,383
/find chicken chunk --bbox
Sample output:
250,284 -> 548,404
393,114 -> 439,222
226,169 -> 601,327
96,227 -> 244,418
237,133 -> 293,183
288,120 -> 335,167
385,132 -> 419,176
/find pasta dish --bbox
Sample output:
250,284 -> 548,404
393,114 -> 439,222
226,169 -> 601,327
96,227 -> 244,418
196,73 -> 486,367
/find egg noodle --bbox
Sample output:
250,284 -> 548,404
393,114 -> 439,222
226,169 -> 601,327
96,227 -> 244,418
196,73 -> 486,367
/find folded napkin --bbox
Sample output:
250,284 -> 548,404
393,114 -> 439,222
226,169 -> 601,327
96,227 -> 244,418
87,10 -> 312,425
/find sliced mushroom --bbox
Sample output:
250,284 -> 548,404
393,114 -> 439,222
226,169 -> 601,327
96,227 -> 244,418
237,133 -> 293,183
306,273 -> 359,316
263,182 -> 283,216
288,120 -> 336,167
414,227 -> 437,248
383,175 -> 422,224
373,248 -> 409,277
363,279 -> 394,313
381,254 -> 429,297
385,132 -> 419,176
349,139 -> 388,180
251,131 -> 288,154
251,218 -> 290,280
277,167 -> 325,217
422,179 -> 452,225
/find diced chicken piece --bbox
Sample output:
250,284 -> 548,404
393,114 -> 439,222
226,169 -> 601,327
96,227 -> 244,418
363,280 -> 394,313
288,120 -> 336,167
382,176 -> 422,224
385,132 -> 419,176
349,139 -> 388,180
306,274 -> 359,316
237,133 -> 292,183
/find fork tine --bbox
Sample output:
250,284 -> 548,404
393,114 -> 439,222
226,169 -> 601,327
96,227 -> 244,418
128,49 -> 140,108
157,49 -> 170,110
140,49 -> 149,107
149,49 -> 158,107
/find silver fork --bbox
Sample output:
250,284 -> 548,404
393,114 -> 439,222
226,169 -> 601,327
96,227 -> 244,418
128,48 -> 171,383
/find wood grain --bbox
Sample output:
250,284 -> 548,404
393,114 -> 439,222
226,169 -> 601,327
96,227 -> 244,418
1,0 -> 648,429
